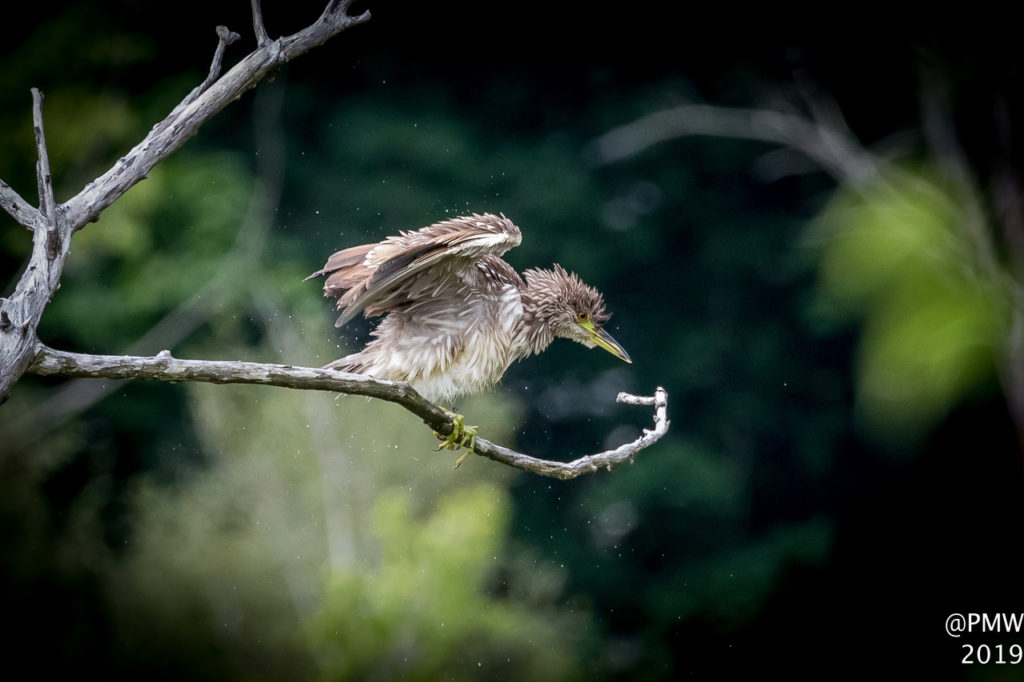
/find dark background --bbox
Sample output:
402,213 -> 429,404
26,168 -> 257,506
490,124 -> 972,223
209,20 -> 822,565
2,2 -> 1022,679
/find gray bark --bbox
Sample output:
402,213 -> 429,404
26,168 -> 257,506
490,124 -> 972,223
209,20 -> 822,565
29,345 -> 670,479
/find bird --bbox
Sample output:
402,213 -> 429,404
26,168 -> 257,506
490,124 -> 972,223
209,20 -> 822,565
306,212 -> 631,455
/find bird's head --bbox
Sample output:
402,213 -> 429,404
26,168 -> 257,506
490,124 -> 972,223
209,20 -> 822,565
522,265 -> 632,363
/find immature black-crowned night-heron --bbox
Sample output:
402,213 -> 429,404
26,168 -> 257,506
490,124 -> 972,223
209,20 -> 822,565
306,213 -> 631,456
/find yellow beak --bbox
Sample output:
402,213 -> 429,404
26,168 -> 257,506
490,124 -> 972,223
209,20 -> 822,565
583,321 -> 632,364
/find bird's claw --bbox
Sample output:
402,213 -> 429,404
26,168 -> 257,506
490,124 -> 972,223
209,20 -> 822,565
434,410 -> 477,467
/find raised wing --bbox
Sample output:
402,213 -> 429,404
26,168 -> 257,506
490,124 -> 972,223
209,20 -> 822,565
306,213 -> 522,327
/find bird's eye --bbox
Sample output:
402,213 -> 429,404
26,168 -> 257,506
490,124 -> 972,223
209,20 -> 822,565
578,311 -> 589,322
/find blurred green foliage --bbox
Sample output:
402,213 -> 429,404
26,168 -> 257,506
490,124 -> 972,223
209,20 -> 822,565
812,168 -> 1004,443
309,484 -> 588,681
44,152 -> 252,349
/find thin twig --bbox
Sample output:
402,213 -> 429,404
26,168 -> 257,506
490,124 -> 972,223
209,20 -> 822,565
28,344 -> 669,479
161,25 -> 241,126
197,26 -> 242,96
252,0 -> 271,46
586,102 -> 878,184
31,88 -> 59,258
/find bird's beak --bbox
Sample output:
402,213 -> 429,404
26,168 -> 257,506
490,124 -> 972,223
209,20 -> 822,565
584,322 -> 632,364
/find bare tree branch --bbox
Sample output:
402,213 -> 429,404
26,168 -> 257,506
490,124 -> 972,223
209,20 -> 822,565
0,178 -> 38,230
31,88 -> 63,271
252,0 -> 271,47
0,89 -> 73,402
586,103 -> 879,185
589,86 -> 1024,455
61,5 -> 369,230
481,388 -> 670,479
32,89 -> 57,229
0,2 -> 370,404
27,344 -> 670,479
197,26 -> 243,97
14,80 -> 288,449
320,0 -> 355,24
603,98 -> 1017,297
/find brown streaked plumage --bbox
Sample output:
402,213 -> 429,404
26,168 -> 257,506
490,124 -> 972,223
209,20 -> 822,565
306,213 -> 631,404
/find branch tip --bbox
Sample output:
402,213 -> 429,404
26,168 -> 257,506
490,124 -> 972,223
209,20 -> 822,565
617,391 -> 656,406
216,25 -> 241,45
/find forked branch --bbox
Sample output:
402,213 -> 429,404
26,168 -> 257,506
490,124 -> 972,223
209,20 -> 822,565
0,1 -> 370,403
61,1 -> 371,229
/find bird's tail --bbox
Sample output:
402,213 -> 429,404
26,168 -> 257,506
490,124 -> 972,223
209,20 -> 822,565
323,352 -> 369,374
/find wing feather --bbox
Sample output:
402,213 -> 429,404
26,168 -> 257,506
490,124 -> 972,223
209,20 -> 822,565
305,213 -> 522,328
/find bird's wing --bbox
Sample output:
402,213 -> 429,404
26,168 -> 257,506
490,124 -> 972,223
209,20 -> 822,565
308,213 -> 523,328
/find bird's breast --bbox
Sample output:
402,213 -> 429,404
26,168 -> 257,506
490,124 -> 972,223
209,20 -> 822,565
407,284 -> 524,403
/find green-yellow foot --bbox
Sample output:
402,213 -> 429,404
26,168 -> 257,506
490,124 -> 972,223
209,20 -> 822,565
434,409 -> 478,468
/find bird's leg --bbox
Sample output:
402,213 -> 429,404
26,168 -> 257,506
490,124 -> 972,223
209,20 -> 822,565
434,407 -> 478,466
452,417 -> 477,468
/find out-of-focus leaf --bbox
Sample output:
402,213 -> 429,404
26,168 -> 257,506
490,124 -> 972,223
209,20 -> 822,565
811,168 -> 1005,443
308,483 -> 587,681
